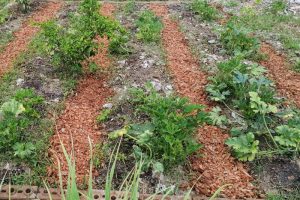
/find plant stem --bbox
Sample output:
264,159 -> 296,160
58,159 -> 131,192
222,101 -> 245,118
262,114 -> 278,148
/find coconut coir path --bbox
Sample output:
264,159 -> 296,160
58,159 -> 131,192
0,1 -> 62,77
260,43 -> 300,108
149,4 -> 256,198
47,3 -> 115,184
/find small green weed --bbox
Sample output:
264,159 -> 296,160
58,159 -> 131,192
136,10 -> 163,43
269,0 -> 287,14
96,109 -> 111,123
293,60 -> 300,72
191,0 -> 218,21
124,0 -> 135,14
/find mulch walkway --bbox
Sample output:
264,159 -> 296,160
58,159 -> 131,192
0,1 -> 62,77
149,4 -> 256,198
47,3 -> 115,184
260,43 -> 300,108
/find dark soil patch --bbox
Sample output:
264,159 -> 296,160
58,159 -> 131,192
250,157 -> 300,194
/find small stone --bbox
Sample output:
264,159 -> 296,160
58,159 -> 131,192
150,80 -> 162,91
103,103 -> 113,109
208,39 -> 216,44
16,78 -> 24,86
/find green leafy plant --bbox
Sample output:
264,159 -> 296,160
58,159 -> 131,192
221,20 -> 260,58
136,10 -> 163,43
40,0 -> 128,75
96,109 -> 111,123
110,85 -> 208,170
0,89 -> 43,159
226,132 -> 259,161
208,106 -> 227,126
191,0 -> 218,21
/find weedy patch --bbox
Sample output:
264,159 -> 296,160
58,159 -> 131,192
190,0 -> 218,21
135,10 -> 163,43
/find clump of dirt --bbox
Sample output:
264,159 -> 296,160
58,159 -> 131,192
260,43 -> 300,107
149,4 -> 258,198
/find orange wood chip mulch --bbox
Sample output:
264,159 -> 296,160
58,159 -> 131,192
47,3 -> 115,184
260,43 -> 300,108
0,1 -> 62,77
149,4 -> 256,198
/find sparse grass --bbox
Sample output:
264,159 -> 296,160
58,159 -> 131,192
0,31 -> 13,52
267,189 -> 300,200
293,60 -> 300,73
269,0 -> 287,14
224,0 -> 239,8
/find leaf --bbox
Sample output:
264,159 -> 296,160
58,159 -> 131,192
226,132 -> 259,161
208,106 -> 227,126
152,161 -> 164,173
0,99 -> 25,117
109,127 -> 128,139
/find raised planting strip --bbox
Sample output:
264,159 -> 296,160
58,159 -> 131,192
0,1 -> 62,77
149,4 -> 256,198
260,43 -> 300,108
47,3 -> 115,184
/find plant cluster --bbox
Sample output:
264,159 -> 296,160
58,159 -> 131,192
136,10 -> 163,43
190,0 -> 218,21
206,57 -> 299,161
109,85 -> 208,172
40,0 -> 128,76
269,0 -> 287,14
0,89 -> 44,160
220,20 -> 260,58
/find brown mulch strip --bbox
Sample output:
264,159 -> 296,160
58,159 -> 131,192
260,43 -> 300,107
0,2 -> 62,77
47,3 -> 115,184
149,4 -> 257,198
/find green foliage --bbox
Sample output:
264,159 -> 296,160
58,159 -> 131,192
136,10 -> 163,43
15,0 -> 29,13
221,20 -> 260,57
208,106 -> 227,126
0,89 -> 43,160
40,0 -> 128,76
110,85 -> 208,170
269,0 -> 287,14
206,57 -> 277,118
226,132 -> 259,161
96,109 -> 111,123
191,0 -> 218,21
124,0 -> 135,14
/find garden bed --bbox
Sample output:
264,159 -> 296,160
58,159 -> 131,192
0,0 -> 299,199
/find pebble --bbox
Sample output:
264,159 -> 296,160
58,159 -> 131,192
16,78 -> 24,86
103,103 -> 113,109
